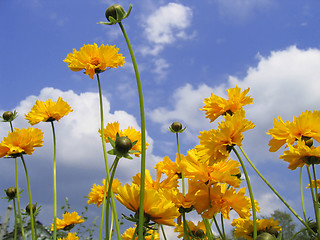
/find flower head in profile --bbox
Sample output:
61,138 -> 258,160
174,221 -> 207,239
0,127 -> 44,158
115,183 -> 179,226
25,97 -> 73,125
279,140 -> 320,170
57,232 -> 79,240
232,217 -> 281,240
51,212 -> 85,231
196,110 -> 255,164
63,43 -> 125,79
99,121 -> 148,157
87,178 -> 121,207
201,86 -> 253,122
121,226 -> 160,240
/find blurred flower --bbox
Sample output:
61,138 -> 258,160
25,97 -> 73,125
174,220 -> 207,239
279,140 -> 320,170
87,178 -> 121,207
193,183 -> 252,220
267,110 -> 320,152
232,217 -> 281,240
121,226 -> 160,240
57,232 -> 79,240
197,110 -> 255,164
0,127 -> 43,158
181,149 -> 241,188
63,43 -> 125,79
51,212 -> 85,231
99,121 -> 148,157
201,86 -> 253,122
115,183 -> 179,226
307,179 -> 320,189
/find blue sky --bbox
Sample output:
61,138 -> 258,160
1,0 -> 320,238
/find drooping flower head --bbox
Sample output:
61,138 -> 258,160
232,217 -> 282,240
25,97 -> 73,125
87,178 -> 121,207
0,127 -> 44,158
63,43 -> 125,79
51,212 -> 85,231
121,226 -> 160,240
99,121 -> 148,157
201,86 -> 253,122
115,183 -> 179,226
57,232 -> 79,240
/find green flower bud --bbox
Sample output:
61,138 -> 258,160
171,122 -> 183,132
25,203 -> 37,215
115,136 -> 132,154
256,232 -> 276,240
3,111 -> 13,121
5,187 -> 17,199
194,229 -> 205,238
105,5 -> 126,22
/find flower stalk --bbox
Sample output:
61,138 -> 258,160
51,121 -> 57,240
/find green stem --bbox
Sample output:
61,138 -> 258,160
220,214 -> 226,240
118,21 -> 146,240
203,218 -> 214,239
232,147 -> 257,239
20,155 -> 35,240
96,73 -> 121,240
175,132 -> 185,195
309,165 -> 320,239
160,225 -> 168,240
300,167 -> 307,222
213,215 -> 225,240
239,146 -> 316,236
13,199 -> 17,240
182,213 -> 190,240
51,121 -> 57,240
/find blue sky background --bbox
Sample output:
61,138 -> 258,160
1,0 -> 320,238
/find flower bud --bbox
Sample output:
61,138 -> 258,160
194,229 -> 205,238
25,203 -> 37,215
171,122 -> 183,132
115,136 -> 132,154
3,111 -> 13,121
5,187 -> 17,199
105,4 -> 127,23
256,232 -> 276,240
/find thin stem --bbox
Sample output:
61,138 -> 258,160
220,214 -> 226,240
160,225 -> 168,240
13,199 -> 17,240
96,73 -> 121,240
20,155 -> 35,240
300,167 -> 307,222
311,164 -> 320,239
213,215 -> 225,240
239,146 -> 316,236
118,21 -> 146,240
203,218 -> 214,240
182,213 -> 190,240
51,121 -> 57,240
175,132 -> 185,195
232,147 -> 257,239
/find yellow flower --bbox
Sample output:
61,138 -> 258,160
197,110 -> 255,164
57,232 -> 79,240
51,212 -> 85,231
63,43 -> 125,79
174,221 -> 207,239
181,149 -> 241,188
232,217 -> 282,240
193,183 -> 252,220
267,110 -> 320,152
87,178 -> 121,207
121,226 -> 160,240
0,127 -> 44,158
201,86 -> 253,122
115,183 -> 179,226
307,179 -> 320,189
154,153 -> 183,178
25,97 -> 73,125
99,121 -> 148,157
279,140 -> 320,170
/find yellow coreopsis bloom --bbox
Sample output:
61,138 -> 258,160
0,127 -> 44,158
155,153 -> 183,178
121,226 -> 160,240
181,149 -> 241,188
57,232 -> 79,240
87,178 -> 121,207
201,86 -> 253,122
279,140 -> 320,170
197,110 -> 255,164
232,217 -> 282,240
267,110 -> 320,152
115,183 -> 179,226
99,121 -> 148,157
25,97 -> 73,125
63,43 -> 125,79
174,220 -> 207,239
193,183 -> 252,220
307,179 -> 320,189
51,212 -> 85,231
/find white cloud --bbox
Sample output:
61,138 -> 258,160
152,58 -> 170,82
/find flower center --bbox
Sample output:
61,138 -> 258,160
90,57 -> 100,66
